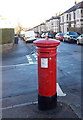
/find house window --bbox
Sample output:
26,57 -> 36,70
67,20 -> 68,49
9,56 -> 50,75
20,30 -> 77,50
51,22 -> 53,26
67,14 -> 68,21
77,20 -> 79,22
57,21 -> 59,26
80,19 -> 83,22
81,10 -> 83,17
81,10 -> 83,14
62,16 -> 64,22
74,12 -> 75,19
69,14 -> 71,20
68,22 -> 71,27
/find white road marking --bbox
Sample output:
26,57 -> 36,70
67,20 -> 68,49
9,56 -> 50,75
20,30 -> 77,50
36,58 -> 38,60
0,63 -> 30,68
32,53 -> 38,60
0,101 -> 38,110
26,55 -> 34,64
1,84 -> 66,110
1,54 -> 38,68
57,83 -> 66,96
0,62 -> 37,68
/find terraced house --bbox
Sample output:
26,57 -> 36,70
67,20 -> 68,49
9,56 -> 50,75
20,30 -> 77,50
60,1 -> 83,33
45,16 -> 60,33
32,1 -> 83,34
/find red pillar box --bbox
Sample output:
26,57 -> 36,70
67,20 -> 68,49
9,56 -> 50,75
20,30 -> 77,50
33,37 -> 60,110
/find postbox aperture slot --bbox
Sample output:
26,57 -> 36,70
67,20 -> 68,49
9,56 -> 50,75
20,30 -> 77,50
40,52 -> 49,54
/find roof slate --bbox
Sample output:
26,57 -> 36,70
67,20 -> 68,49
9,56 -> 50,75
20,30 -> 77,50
64,1 -> 83,13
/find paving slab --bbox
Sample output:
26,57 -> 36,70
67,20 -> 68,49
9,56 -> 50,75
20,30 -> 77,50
2,101 -> 80,119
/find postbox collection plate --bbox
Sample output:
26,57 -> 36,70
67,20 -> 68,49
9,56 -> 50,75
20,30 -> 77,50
41,58 -> 48,68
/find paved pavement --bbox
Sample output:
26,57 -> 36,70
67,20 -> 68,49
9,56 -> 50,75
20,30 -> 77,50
2,100 -> 79,119
1,38 -> 82,119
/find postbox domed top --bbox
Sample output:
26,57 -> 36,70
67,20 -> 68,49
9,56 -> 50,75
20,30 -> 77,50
33,37 -> 60,47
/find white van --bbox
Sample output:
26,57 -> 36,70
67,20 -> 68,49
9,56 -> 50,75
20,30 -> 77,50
24,31 -> 36,42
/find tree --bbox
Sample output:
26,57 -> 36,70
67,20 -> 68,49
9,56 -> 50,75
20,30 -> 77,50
15,21 -> 23,34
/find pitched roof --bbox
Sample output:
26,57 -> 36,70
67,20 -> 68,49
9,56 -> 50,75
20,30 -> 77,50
46,16 -> 60,22
54,16 -> 60,19
64,1 -> 83,13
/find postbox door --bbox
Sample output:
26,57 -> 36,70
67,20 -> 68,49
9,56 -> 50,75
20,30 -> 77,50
38,53 -> 57,97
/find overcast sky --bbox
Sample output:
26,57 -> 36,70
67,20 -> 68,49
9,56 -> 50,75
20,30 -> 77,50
0,0 -> 82,28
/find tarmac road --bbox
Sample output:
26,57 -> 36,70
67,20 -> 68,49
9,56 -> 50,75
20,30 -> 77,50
1,38 -> 82,119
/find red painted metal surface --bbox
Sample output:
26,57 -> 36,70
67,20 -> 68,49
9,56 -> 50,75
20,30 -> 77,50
34,37 -> 60,97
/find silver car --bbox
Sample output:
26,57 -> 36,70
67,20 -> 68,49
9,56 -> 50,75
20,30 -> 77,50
77,34 -> 83,45
63,32 -> 79,43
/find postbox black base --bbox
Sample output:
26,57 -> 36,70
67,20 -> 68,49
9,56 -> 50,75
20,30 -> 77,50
38,93 -> 57,110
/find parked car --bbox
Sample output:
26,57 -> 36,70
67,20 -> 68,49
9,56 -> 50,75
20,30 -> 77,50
24,31 -> 36,42
76,34 -> 83,45
55,33 -> 65,41
35,33 -> 42,38
63,32 -> 80,42
45,33 -> 54,38
41,33 -> 46,38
